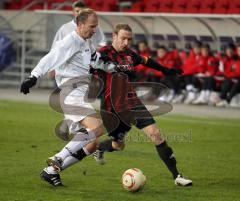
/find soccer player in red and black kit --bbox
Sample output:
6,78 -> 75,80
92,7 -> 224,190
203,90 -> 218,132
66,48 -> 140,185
90,24 -> 192,186
55,23 -> 192,187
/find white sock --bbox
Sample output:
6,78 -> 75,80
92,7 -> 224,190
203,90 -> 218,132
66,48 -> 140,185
55,131 -> 95,160
55,131 -> 96,161
44,167 -> 57,175
61,147 -> 91,170
61,156 -> 79,170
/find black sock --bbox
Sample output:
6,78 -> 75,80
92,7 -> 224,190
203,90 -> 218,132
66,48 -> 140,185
71,148 -> 87,161
156,141 -> 179,179
98,139 -> 115,152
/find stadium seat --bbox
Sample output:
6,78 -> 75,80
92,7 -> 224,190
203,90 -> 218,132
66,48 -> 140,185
167,34 -> 180,42
186,0 -> 202,13
199,35 -> 214,43
199,0 -> 215,13
86,0 -> 102,11
228,0 -> 240,14
122,1 -> 144,12
184,35 -> 198,43
172,0 -> 188,13
219,36 -> 234,44
214,0 -> 230,14
101,0 -> 118,11
144,0 -> 159,12
152,34 -> 165,41
134,33 -> 147,42
159,0 -> 174,13
84,0 -> 93,7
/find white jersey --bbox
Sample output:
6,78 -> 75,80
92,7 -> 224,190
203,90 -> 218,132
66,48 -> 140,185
31,31 -> 93,87
52,20 -> 106,49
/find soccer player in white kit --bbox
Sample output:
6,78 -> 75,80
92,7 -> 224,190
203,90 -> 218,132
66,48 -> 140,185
20,9 -> 108,186
50,0 -> 108,177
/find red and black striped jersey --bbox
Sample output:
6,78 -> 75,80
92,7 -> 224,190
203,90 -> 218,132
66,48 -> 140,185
95,45 -> 147,113
99,45 -> 148,73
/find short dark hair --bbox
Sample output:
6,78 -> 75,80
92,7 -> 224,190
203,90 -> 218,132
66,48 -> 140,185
193,40 -> 202,48
73,1 -> 86,9
114,24 -> 132,34
138,40 -> 148,46
201,43 -> 210,50
76,8 -> 97,24
157,45 -> 167,51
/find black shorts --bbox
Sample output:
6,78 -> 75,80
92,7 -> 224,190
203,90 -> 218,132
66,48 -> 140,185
101,103 -> 155,142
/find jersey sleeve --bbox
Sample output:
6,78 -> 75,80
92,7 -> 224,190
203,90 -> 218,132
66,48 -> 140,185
31,32 -> 85,78
130,50 -> 148,66
51,26 -> 65,49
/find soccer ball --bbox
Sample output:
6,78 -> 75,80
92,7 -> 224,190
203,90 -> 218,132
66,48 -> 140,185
121,168 -> 146,192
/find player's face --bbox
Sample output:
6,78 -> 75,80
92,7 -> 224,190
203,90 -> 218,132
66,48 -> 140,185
112,30 -> 133,52
73,7 -> 82,17
77,15 -> 98,39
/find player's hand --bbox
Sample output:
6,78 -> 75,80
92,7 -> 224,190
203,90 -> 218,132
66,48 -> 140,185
163,67 -> 183,76
20,76 -> 37,94
105,62 -> 117,73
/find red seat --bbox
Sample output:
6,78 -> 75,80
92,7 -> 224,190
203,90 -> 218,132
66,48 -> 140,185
144,0 -> 159,12
172,0 -> 188,13
214,0 -> 230,14
186,0 -> 202,13
228,0 -> 240,14
159,0 -> 174,13
101,0 -> 118,11
199,0 -> 215,13
85,0 -> 102,11
122,1 -> 144,12
6,0 -> 21,10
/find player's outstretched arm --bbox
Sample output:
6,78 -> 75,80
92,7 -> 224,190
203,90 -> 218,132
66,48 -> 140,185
145,58 -> 183,76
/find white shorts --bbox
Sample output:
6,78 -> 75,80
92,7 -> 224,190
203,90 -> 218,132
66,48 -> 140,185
60,84 -> 96,123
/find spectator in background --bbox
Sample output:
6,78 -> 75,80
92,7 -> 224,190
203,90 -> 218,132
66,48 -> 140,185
183,41 -> 202,104
215,44 -> 240,107
134,40 -> 152,81
192,43 -> 219,104
168,42 -> 182,68
156,45 -> 183,102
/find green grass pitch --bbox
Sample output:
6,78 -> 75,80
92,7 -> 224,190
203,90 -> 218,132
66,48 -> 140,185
0,100 -> 240,201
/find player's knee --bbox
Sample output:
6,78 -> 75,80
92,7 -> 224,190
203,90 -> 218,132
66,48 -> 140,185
147,127 -> 163,144
93,126 -> 104,137
85,140 -> 99,154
